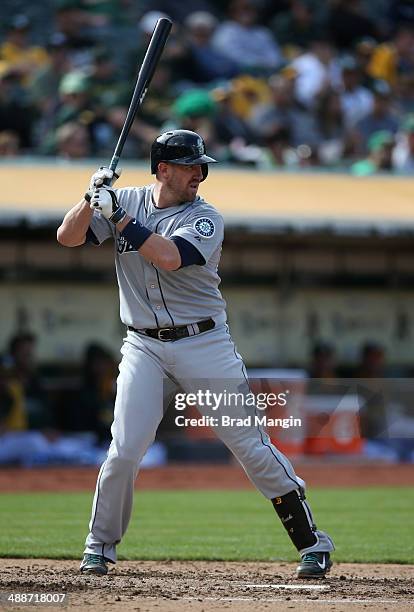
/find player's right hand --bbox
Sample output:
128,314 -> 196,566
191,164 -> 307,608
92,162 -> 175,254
90,187 -> 127,225
88,166 -> 122,191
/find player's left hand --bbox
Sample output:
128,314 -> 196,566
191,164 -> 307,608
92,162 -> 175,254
84,167 -> 123,203
89,166 -> 122,191
90,187 -> 127,225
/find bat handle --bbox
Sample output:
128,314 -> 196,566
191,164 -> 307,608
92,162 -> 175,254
102,155 -> 121,186
109,155 -> 120,174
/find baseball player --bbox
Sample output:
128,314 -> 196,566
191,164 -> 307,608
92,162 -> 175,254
57,129 -> 334,578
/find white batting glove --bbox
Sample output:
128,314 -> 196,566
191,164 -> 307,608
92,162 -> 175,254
90,187 -> 127,225
88,166 -> 122,191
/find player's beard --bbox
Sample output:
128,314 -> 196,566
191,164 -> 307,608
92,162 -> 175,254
186,180 -> 200,201
168,176 -> 200,204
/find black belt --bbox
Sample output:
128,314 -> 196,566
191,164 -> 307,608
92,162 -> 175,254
128,318 -> 215,342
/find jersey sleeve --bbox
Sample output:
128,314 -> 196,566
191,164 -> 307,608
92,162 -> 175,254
171,210 -> 224,264
88,210 -> 115,244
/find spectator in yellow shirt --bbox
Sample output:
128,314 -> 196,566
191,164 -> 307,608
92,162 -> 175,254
0,15 -> 49,85
368,25 -> 414,86
0,365 -> 26,433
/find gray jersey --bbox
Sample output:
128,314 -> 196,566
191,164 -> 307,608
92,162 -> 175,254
89,184 -> 227,328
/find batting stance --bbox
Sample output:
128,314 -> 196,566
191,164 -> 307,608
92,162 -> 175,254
57,130 -> 334,578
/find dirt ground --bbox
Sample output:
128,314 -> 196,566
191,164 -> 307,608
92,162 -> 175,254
0,559 -> 413,612
1,462 -> 413,492
1,463 -> 413,611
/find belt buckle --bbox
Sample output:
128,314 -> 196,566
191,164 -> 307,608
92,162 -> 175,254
157,328 -> 174,341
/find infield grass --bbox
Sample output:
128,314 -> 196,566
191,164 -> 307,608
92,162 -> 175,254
0,487 -> 412,563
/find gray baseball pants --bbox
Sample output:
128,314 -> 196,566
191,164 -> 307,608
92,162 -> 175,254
84,324 -> 334,562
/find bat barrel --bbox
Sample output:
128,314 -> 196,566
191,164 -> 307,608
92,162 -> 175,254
109,17 -> 172,176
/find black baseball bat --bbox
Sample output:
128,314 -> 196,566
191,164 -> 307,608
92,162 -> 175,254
107,17 -> 172,181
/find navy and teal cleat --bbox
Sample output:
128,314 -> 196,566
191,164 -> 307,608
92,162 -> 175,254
296,552 -> 332,578
80,553 -> 109,576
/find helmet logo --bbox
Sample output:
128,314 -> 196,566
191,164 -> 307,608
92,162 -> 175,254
194,217 -> 215,238
196,138 -> 204,155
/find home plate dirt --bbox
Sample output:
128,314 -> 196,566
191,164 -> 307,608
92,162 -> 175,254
1,560 -> 413,612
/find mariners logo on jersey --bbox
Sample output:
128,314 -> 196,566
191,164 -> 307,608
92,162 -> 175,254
194,217 -> 215,238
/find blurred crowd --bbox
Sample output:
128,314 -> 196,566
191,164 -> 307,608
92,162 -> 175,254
0,0 -> 414,173
0,331 -> 170,467
1,330 -> 413,466
0,333 -> 117,466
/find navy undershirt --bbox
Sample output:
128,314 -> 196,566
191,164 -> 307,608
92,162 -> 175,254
171,236 -> 205,267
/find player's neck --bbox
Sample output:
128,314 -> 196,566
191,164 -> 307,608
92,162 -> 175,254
152,182 -> 186,208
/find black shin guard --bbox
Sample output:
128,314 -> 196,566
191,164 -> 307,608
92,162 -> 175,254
272,489 -> 317,551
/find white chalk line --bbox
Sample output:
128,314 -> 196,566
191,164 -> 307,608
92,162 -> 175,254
243,584 -> 329,590
184,597 -> 412,604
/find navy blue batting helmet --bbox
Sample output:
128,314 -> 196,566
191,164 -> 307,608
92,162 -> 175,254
150,129 -> 217,180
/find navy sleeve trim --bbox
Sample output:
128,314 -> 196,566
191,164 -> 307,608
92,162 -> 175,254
171,236 -> 205,267
85,227 -> 100,245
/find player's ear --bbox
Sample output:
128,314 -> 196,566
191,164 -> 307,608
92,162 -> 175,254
157,161 -> 169,180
